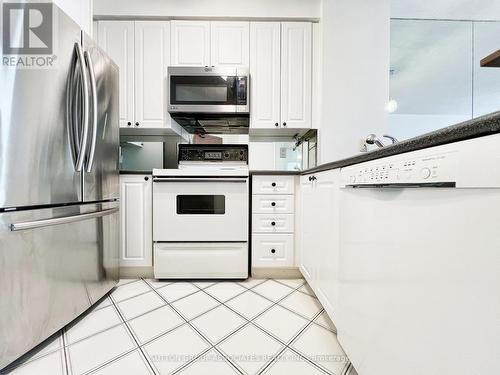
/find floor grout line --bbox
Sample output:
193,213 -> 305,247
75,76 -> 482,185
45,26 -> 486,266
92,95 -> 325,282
108,292 -> 159,375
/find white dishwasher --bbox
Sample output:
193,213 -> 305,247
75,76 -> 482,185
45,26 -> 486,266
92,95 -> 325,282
338,134 -> 500,375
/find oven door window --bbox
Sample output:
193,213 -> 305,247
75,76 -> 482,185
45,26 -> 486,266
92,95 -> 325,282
176,195 -> 226,215
170,76 -> 237,105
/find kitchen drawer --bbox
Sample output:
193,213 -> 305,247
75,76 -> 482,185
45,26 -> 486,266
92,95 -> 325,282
252,195 -> 295,214
252,176 -> 295,195
252,214 -> 294,233
252,234 -> 294,267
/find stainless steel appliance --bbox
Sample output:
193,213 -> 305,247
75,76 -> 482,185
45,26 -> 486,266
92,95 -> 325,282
167,67 -> 250,134
152,145 -> 249,279
0,5 -> 119,369
167,67 -> 249,114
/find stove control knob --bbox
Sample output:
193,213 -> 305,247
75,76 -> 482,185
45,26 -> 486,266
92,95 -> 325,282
421,167 -> 431,179
224,152 -> 230,158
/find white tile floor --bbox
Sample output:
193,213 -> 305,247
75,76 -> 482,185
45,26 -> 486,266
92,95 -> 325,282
2,278 -> 358,375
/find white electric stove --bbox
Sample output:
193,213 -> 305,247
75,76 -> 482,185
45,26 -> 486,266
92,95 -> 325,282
152,144 -> 249,279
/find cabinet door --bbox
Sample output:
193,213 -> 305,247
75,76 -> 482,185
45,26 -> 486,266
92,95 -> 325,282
314,170 -> 340,319
171,21 -> 210,66
120,175 -> 152,267
281,22 -> 312,129
250,22 -> 281,129
252,234 -> 294,267
134,21 -> 170,128
299,175 -> 316,281
98,21 -> 135,128
210,21 -> 249,67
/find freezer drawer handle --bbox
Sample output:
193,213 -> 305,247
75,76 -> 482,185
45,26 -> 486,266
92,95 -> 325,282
10,207 -> 119,232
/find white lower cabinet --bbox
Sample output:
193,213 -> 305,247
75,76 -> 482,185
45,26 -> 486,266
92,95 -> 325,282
252,214 -> 294,233
299,169 -> 340,320
251,175 -> 296,268
119,175 -> 152,267
252,234 -> 294,267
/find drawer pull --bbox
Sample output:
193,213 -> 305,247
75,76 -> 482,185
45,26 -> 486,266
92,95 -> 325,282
271,249 -> 276,254
271,221 -> 276,226
271,202 -> 276,207
271,182 -> 276,187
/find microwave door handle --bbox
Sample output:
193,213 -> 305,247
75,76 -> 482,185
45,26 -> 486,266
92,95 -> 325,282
84,50 -> 98,173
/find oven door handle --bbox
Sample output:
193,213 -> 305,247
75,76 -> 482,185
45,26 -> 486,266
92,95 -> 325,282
153,177 -> 248,183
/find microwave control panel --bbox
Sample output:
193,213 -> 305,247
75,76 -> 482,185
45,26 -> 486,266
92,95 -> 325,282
179,145 -> 248,163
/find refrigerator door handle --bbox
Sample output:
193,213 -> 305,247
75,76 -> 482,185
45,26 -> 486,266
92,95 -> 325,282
9,207 -> 119,232
84,50 -> 98,173
74,42 -> 90,172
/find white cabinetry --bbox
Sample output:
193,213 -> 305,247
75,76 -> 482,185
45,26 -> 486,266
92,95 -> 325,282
170,20 -> 250,67
299,169 -> 340,320
171,21 -> 210,66
119,175 -> 152,268
211,22 -> 250,66
281,22 -> 312,129
97,21 -> 135,128
252,175 -> 296,268
250,22 -> 281,129
97,20 -> 171,129
250,22 -> 312,129
134,21 -> 170,128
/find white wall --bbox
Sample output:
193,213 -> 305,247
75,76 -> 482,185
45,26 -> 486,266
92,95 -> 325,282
391,0 -> 500,20
319,0 -> 390,163
93,0 -> 321,19
54,0 -> 92,34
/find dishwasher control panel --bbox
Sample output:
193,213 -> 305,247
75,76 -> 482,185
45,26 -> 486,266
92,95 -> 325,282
342,151 -> 457,187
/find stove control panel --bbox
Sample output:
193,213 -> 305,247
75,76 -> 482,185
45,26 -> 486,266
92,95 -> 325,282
179,145 -> 248,163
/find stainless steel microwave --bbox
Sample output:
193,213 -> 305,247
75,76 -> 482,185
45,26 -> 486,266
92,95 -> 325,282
167,66 -> 249,114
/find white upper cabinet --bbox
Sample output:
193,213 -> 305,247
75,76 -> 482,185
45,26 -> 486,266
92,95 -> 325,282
250,21 -> 312,130
97,20 -> 172,129
210,21 -> 250,67
281,22 -> 312,129
134,21 -> 170,128
250,22 -> 281,129
98,21 -> 135,128
171,21 -> 210,66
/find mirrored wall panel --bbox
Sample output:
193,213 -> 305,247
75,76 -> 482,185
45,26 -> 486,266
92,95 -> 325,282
389,19 -> 500,141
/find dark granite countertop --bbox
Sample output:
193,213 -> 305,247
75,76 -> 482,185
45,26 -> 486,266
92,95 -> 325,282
120,170 -> 152,175
301,111 -> 500,175
250,170 -> 300,175
121,111 -> 500,178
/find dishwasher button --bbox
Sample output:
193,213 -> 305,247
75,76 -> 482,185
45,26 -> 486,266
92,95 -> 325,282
421,167 -> 431,179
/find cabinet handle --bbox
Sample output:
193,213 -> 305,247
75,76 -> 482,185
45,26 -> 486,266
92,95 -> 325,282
135,122 -> 140,127
271,202 -> 276,207
271,182 -> 276,187
271,221 -> 276,226
282,122 -> 287,127
127,121 -> 132,126
275,122 -> 279,127
271,249 -> 276,254
144,176 -> 149,181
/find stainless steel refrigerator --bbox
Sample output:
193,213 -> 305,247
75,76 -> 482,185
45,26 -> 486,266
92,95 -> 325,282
0,5 -> 119,369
